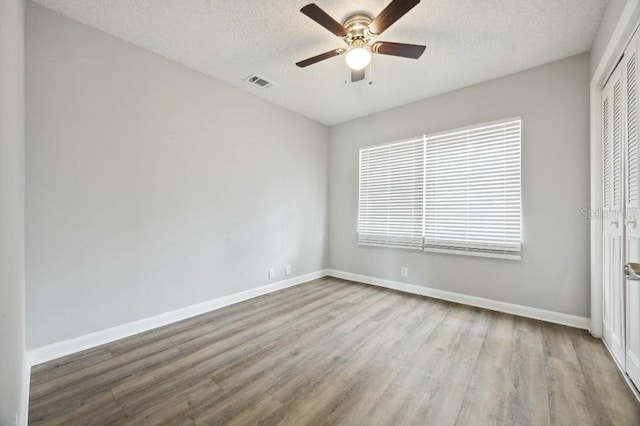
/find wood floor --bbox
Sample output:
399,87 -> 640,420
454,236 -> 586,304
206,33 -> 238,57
29,277 -> 640,425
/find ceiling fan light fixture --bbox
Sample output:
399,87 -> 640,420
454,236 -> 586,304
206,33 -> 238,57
296,1 -> 426,78
345,42 -> 371,70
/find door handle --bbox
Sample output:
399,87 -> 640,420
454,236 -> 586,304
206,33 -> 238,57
624,263 -> 640,280
626,217 -> 637,227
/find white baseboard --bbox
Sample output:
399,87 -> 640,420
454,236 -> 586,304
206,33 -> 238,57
27,267 -> 590,367
326,269 -> 590,330
28,270 -> 328,366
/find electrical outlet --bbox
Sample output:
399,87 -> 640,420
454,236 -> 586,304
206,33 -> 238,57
268,268 -> 275,279
401,267 -> 408,277
285,264 -> 291,275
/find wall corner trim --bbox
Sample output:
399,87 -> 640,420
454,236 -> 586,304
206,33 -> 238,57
326,269 -> 590,330
19,359 -> 30,426
27,270 -> 328,366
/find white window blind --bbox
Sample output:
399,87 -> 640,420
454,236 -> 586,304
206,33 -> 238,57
358,138 -> 425,249
423,119 -> 522,256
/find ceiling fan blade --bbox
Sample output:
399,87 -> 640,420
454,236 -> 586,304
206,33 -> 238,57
371,41 -> 426,59
368,0 -> 420,35
351,68 -> 365,82
301,4 -> 348,37
296,48 -> 346,68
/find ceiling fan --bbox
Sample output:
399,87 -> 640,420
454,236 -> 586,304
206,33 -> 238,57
296,0 -> 426,83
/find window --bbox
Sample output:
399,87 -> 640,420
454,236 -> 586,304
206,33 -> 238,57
423,119 -> 521,258
358,118 -> 522,260
358,138 -> 425,249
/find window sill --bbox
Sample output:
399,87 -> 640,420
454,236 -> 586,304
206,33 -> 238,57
423,247 -> 521,261
358,242 -> 423,250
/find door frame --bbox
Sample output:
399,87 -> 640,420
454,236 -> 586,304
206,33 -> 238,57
590,0 -> 640,338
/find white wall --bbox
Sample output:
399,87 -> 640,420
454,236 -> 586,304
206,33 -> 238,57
329,53 -> 591,318
0,0 -> 27,424
25,3 -> 329,349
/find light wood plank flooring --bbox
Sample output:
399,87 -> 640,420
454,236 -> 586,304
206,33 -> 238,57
29,277 -> 640,425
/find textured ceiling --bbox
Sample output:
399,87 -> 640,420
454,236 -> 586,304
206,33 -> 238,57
32,0 -> 607,125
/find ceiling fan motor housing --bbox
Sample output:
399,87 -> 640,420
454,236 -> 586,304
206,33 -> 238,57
342,13 -> 375,46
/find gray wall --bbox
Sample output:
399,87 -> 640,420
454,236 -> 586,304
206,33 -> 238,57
26,3 -> 329,349
329,53 -> 591,317
0,0 -> 27,424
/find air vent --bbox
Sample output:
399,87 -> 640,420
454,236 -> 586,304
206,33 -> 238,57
246,74 -> 274,89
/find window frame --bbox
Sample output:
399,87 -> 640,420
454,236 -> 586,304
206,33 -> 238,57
357,117 -> 523,261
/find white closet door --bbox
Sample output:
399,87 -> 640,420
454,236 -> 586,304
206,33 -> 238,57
624,31 -> 640,388
603,66 -> 626,368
